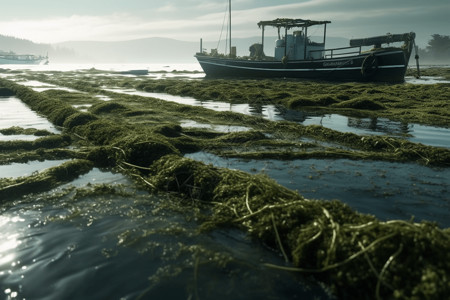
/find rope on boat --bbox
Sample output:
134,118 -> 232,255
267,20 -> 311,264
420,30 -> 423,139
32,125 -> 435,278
412,39 -> 421,79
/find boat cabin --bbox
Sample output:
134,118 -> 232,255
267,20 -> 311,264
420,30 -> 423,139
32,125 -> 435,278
274,30 -> 325,60
257,18 -> 331,61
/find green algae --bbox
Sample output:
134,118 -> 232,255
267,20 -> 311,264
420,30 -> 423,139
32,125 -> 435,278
112,134 -> 180,169
0,159 -> 93,201
2,76 -> 449,168
41,89 -> 100,106
0,148 -> 80,165
142,154 -> 450,299
0,126 -> 54,136
89,101 -> 128,114
130,76 -> 450,127
0,135 -> 71,151
48,68 -> 449,126
63,112 -> 99,129
1,75 -> 449,167
406,67 -> 450,80
332,97 -> 385,110
0,73 -> 449,299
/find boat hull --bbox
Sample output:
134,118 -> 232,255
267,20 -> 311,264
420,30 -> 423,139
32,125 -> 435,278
195,49 -> 410,82
0,56 -> 47,65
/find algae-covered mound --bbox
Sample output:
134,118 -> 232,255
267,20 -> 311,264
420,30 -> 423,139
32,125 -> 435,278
144,154 -> 450,300
0,159 -> 93,201
0,126 -> 53,137
332,97 -> 385,110
113,134 -> 180,168
0,135 -> 71,151
89,101 -> 128,114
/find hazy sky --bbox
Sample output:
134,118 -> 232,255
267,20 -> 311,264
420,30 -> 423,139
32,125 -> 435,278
0,0 -> 448,47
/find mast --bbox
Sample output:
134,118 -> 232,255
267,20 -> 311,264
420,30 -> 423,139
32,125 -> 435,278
229,0 -> 232,56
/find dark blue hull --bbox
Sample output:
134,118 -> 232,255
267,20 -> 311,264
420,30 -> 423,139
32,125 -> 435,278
195,49 -> 411,83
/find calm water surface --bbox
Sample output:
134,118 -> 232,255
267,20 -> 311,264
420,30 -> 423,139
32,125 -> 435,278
0,169 -> 329,299
187,152 -> 450,228
103,88 -> 450,148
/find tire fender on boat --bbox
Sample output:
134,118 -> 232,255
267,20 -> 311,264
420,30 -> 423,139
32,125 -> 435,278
361,53 -> 379,77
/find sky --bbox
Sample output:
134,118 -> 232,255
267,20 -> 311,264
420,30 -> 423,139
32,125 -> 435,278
0,0 -> 448,47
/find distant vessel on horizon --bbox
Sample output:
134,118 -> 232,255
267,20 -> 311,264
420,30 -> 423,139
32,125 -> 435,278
0,51 -> 48,65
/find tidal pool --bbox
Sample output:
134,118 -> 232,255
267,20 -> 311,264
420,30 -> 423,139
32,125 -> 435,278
12,80 -> 82,93
180,120 -> 251,133
0,160 -> 69,179
0,96 -> 60,137
405,75 -> 450,84
186,151 -> 450,228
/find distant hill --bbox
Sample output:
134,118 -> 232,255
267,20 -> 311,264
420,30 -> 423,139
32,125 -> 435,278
0,35 -> 76,63
56,38 -> 201,63
0,35 -> 50,56
55,36 -> 350,64
1,34 -> 350,64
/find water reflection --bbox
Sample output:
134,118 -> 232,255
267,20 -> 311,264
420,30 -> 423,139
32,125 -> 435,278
180,120 -> 251,132
4,81 -> 448,147
102,88 -> 450,148
0,215 -> 24,269
0,160 -> 69,179
187,152 -> 450,228
0,96 -> 60,136
0,174 -> 331,299
405,76 -> 450,84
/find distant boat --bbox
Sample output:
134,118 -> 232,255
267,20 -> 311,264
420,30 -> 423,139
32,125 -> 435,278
118,69 -> 149,75
0,51 -> 49,65
195,1 -> 419,82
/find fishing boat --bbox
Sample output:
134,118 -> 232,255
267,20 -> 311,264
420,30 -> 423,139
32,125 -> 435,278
0,51 -> 48,65
195,2 -> 419,82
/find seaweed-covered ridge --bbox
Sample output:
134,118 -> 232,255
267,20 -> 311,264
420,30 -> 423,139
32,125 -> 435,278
0,76 -> 449,299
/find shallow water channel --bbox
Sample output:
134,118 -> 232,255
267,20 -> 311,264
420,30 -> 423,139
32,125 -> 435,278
0,96 -> 60,141
104,88 -> 450,149
187,152 -> 450,228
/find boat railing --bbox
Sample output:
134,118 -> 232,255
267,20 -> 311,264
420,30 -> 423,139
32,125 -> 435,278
310,45 -> 363,59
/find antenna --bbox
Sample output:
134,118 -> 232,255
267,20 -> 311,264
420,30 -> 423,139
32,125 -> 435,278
229,0 -> 231,56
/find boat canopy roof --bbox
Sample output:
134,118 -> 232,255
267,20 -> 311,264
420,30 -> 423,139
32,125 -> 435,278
257,18 -> 331,30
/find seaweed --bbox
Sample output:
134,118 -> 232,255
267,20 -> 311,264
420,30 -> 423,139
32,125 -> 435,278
0,159 -> 93,201
0,72 -> 449,299
142,154 -> 450,299
0,87 -> 15,96
89,101 -> 128,114
0,126 -> 53,136
112,134 -> 179,168
128,75 -> 450,127
333,98 -> 385,110
0,135 -> 71,151
63,112 -> 99,129
0,148 -> 80,165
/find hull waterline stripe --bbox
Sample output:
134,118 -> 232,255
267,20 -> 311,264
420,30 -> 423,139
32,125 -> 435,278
199,61 -> 406,72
